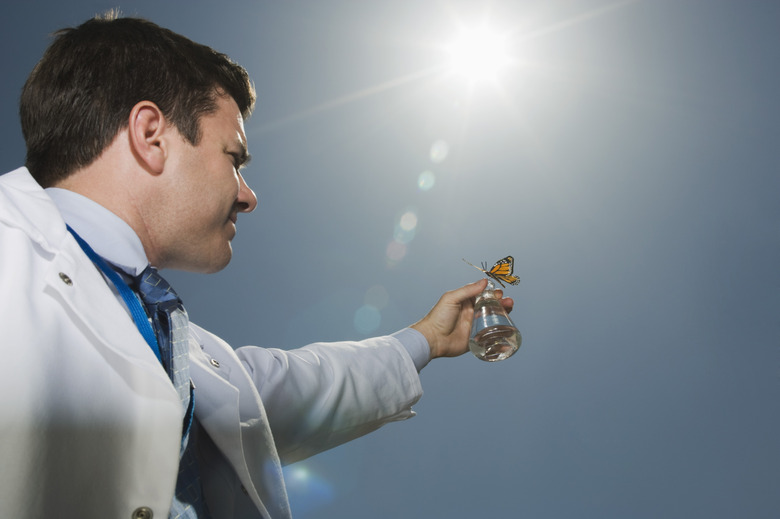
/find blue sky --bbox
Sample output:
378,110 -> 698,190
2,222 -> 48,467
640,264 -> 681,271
2,1 -> 778,517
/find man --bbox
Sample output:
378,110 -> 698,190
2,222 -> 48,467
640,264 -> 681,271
0,14 -> 511,519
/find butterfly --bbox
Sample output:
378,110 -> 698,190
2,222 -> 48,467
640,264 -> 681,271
462,256 -> 521,288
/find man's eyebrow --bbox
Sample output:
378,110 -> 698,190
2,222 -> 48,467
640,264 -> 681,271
239,150 -> 252,167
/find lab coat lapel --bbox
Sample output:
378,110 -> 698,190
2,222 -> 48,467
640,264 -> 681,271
43,244 -> 176,392
190,352 -> 290,519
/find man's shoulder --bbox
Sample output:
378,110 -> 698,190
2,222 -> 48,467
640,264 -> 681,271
0,168 -> 39,216
0,167 -> 67,251
0,167 -> 43,197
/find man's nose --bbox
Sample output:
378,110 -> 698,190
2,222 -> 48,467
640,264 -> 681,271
237,172 -> 258,213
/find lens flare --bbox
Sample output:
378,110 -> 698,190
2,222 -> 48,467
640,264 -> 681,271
364,285 -> 389,310
399,211 -> 418,231
393,226 -> 415,244
282,464 -> 334,515
386,240 -> 407,264
354,304 -> 381,334
418,171 -> 436,191
393,210 -> 418,244
430,140 -> 450,163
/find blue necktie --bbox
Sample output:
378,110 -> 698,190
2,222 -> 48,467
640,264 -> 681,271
133,267 -> 192,408
133,266 -> 210,519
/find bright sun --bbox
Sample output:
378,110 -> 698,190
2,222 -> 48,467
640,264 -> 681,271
445,26 -> 512,82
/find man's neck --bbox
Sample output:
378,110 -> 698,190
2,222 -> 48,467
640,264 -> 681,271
46,187 -> 149,276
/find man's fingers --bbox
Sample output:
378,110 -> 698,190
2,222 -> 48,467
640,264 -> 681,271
444,278 -> 487,305
501,297 -> 514,314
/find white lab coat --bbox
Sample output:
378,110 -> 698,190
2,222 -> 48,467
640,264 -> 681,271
0,167 -> 424,519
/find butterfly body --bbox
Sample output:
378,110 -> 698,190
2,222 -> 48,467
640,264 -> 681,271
463,256 -> 520,288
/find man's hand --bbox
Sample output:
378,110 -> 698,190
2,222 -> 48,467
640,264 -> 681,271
411,279 -> 514,359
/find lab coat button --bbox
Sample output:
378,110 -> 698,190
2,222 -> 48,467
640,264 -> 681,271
131,506 -> 153,519
58,272 -> 73,286
210,358 -> 220,368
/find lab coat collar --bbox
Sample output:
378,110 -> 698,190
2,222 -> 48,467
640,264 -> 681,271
0,167 -> 176,391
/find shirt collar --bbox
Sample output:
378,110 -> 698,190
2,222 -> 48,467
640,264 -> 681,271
46,187 -> 149,276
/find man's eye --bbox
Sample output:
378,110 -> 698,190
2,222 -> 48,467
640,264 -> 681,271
228,150 -> 251,170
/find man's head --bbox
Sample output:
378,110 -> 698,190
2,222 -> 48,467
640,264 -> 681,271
20,12 -> 256,187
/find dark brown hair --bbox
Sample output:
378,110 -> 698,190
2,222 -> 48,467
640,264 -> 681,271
20,12 -> 256,186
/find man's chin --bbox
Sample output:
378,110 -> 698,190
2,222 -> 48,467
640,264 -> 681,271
203,246 -> 233,274
170,244 -> 233,274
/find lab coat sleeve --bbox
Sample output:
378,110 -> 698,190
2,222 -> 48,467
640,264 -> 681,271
235,331 -> 425,465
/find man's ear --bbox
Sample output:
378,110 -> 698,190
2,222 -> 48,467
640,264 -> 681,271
128,101 -> 169,174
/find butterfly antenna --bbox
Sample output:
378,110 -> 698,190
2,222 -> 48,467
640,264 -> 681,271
462,258 -> 482,271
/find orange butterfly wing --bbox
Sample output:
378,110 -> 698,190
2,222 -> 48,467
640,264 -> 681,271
487,256 -> 520,287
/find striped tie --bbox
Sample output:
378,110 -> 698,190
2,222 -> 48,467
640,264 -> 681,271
133,266 -> 210,518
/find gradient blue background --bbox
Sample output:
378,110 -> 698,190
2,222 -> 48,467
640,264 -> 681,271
2,1 -> 778,517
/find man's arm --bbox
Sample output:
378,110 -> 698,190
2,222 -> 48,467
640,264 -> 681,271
224,279 -> 514,464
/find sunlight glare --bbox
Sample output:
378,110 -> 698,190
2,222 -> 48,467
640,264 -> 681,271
446,26 -> 511,82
